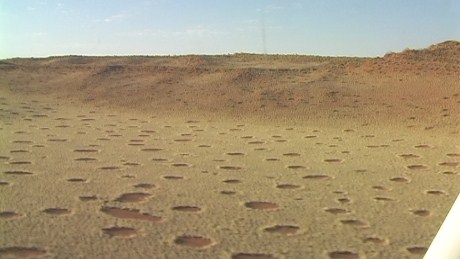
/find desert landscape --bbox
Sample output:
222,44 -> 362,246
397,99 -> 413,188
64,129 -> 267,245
0,41 -> 459,258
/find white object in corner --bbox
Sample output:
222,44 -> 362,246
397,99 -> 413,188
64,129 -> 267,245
424,194 -> 460,259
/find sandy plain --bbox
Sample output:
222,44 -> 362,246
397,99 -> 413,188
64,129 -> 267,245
0,41 -> 459,258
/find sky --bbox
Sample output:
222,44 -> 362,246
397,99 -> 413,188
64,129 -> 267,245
1,0 -> 459,58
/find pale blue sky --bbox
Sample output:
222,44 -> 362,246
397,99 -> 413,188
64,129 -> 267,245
1,0 -> 459,58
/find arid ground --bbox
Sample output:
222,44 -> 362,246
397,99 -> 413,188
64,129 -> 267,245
1,41 -> 459,258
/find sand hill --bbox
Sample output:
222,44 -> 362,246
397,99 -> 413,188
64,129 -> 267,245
0,41 -> 459,258
1,40 -> 459,126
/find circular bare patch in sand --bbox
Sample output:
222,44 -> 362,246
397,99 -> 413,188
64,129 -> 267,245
406,246 -> 428,255
414,144 -> 431,149
43,208 -> 71,215
174,139 -> 192,142
101,207 -> 161,222
283,153 -> 300,157
163,175 -> 184,180
3,170 -> 33,175
123,162 -> 140,166
276,183 -> 301,189
73,149 -> 99,153
152,158 -> 169,162
254,148 -> 267,151
248,141 -> 265,144
172,206 -> 201,212
8,161 -> 32,165
372,185 -> 388,191
245,201 -> 279,210
79,195 -> 98,201
287,165 -> 305,169
0,211 -> 22,219
74,157 -> 97,161
171,163 -> 191,167
0,246 -> 47,257
174,235 -> 214,248
129,139 -> 144,143
325,208 -> 349,214
324,159 -> 343,163
373,197 -> 395,202
221,190 -> 237,195
232,253 -> 275,259
219,166 -> 242,170
48,138 -> 68,142
223,179 -> 241,184
340,219 -> 369,228
411,209 -> 430,217
141,148 -> 163,152
439,161 -> 459,167
140,129 -> 156,133
12,140 -> 33,144
390,177 -> 410,183
425,190 -> 446,195
328,251 -> 360,259
102,226 -> 138,238
226,152 -> 245,156
337,198 -> 351,204
134,183 -> 155,189
264,225 -> 299,235
67,178 -> 87,183
399,154 -> 419,159
115,192 -> 151,203
303,174 -> 331,180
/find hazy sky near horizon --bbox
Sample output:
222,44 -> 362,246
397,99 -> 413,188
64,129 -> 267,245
1,0 -> 459,58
